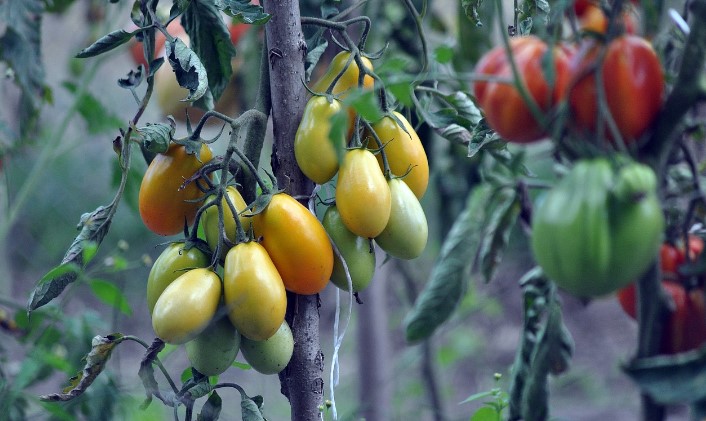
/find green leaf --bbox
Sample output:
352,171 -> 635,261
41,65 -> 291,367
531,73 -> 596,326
197,391 -> 223,421
28,204 -> 114,313
478,188 -> 519,282
434,45 -> 455,64
216,0 -> 271,24
404,185 -> 493,342
182,0 -> 237,102
304,37 -> 328,83
40,334 -> 125,401
137,121 -> 176,154
165,38 -> 209,103
623,346 -> 706,405
89,279 -> 132,316
62,81 -> 124,134
241,394 -> 265,421
470,405 -> 500,421
459,390 -> 495,404
76,29 -> 134,58
461,0 -> 485,27
343,90 -> 383,122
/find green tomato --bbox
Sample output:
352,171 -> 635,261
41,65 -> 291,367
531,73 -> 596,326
151,268 -> 222,344
240,321 -> 294,375
202,186 -> 250,260
146,243 -> 209,314
374,178 -> 428,259
531,159 -> 664,297
185,314 -> 241,376
322,205 -> 376,292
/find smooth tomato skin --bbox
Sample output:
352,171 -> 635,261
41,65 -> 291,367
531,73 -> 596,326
294,96 -> 346,185
312,51 -> 374,96
223,242 -> 287,341
240,321 -> 294,375
202,186 -> 250,259
568,35 -> 664,142
473,37 -> 534,105
252,193 -> 333,295
139,143 -> 213,236
369,112 -> 430,199
479,36 -> 571,143
375,179 -> 428,260
322,205 -> 376,292
185,314 -> 241,376
151,268 -> 222,344
336,149 -> 392,239
146,243 -> 209,314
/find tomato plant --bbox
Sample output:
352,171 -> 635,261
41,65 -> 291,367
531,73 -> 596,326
322,205 -> 376,292
369,112 -> 429,198
146,242 -> 209,314
294,96 -> 346,185
151,268 -> 222,344
252,193 -> 333,295
240,321 -> 294,375
201,186 -> 250,259
567,35 -> 664,143
474,36 -> 571,143
139,143 -> 213,236
336,148 -> 391,238
374,178 -> 428,260
223,241 -> 287,341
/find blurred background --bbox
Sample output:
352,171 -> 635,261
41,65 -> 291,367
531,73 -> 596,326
0,0 -> 683,420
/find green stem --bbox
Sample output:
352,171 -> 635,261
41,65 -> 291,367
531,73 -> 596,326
400,0 -> 429,75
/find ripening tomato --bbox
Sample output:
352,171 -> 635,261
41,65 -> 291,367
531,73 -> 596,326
312,51 -> 374,96
294,96 -> 346,185
252,193 -> 333,295
202,186 -> 250,259
223,241 -> 287,341
146,242 -> 209,314
139,143 -> 213,236
185,314 -> 241,376
151,268 -> 221,344
474,36 -> 571,143
240,321 -> 294,375
577,4 -> 638,34
322,205 -> 376,292
661,236 -> 704,279
369,112 -> 429,199
336,149 -> 392,238
567,35 -> 664,143
375,179 -> 428,260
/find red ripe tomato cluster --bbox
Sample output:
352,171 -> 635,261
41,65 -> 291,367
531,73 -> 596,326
617,237 -> 706,354
473,13 -> 664,145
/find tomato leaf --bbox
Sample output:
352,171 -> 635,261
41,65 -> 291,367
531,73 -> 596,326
470,406 -> 501,421
197,391 -> 223,421
461,0 -> 485,27
137,121 -> 176,154
241,393 -> 265,421
622,346 -> 706,405
165,37 -> 209,104
216,0 -> 271,24
76,29 -> 134,58
28,205 -> 114,313
468,119 -> 504,158
304,37 -> 328,83
89,279 -> 132,316
478,187 -> 520,282
182,0 -> 237,103
343,90 -> 383,122
138,338 -> 168,408
180,369 -> 212,400
40,334 -> 125,401
404,185 -> 493,342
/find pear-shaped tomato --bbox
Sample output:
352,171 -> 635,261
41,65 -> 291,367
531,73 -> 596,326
294,96 -> 346,185
336,149 -> 391,238
185,314 -> 241,376
223,242 -> 287,341
375,179 -> 428,260
252,193 -> 333,295
312,51 -> 374,96
139,143 -> 213,236
240,321 -> 294,375
151,268 -> 221,344
370,112 -> 429,198
202,186 -> 250,259
322,205 -> 376,292
146,242 -> 209,314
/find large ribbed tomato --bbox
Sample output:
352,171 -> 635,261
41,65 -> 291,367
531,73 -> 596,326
252,193 -> 333,295
474,36 -> 571,143
139,143 -> 213,236
567,35 -> 664,143
369,112 -> 429,199
223,241 -> 287,341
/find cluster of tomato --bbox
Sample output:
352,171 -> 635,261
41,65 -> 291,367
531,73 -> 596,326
473,2 -> 663,145
294,51 -> 430,292
617,237 -> 706,355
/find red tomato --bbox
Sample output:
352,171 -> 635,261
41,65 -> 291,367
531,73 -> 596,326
473,36 -> 571,143
661,236 -> 703,279
567,35 -> 664,143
